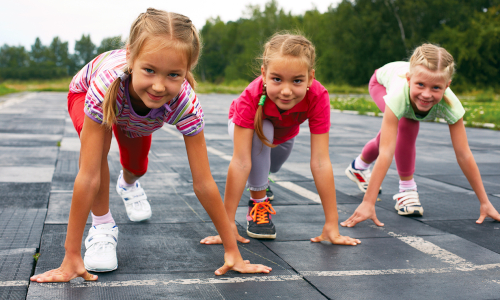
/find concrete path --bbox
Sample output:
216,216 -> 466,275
1,92 -> 500,299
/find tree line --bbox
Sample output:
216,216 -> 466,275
1,0 -> 499,91
198,0 -> 500,91
0,35 -> 122,80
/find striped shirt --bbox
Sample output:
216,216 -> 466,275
69,49 -> 204,138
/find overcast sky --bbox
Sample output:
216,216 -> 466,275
1,0 -> 340,52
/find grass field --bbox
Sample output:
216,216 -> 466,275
2,79 -> 498,129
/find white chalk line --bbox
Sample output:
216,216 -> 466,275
0,281 -> 28,287
23,262 -> 500,289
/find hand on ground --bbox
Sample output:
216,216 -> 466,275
340,201 -> 384,228
200,234 -> 250,244
477,202 -> 500,224
310,223 -> 361,245
214,252 -> 272,275
30,255 -> 97,283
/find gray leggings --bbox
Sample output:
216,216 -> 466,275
228,119 -> 295,191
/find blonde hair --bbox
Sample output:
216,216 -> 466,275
102,8 -> 201,127
408,43 -> 455,105
255,32 -> 316,147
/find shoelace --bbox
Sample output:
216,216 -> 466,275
249,201 -> 276,224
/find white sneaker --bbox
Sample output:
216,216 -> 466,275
393,190 -> 424,216
345,160 -> 382,193
84,223 -> 119,272
116,171 -> 152,222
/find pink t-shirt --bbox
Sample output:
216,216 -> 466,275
228,76 -> 331,144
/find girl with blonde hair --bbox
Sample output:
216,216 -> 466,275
342,43 -> 500,227
31,8 -> 271,283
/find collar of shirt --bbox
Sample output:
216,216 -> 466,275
262,96 -> 309,120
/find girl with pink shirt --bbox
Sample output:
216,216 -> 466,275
201,32 -> 360,246
30,8 -> 271,283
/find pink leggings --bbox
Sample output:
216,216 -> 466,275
361,71 -> 419,177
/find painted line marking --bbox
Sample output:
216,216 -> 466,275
161,125 -> 184,140
387,231 -> 471,267
0,248 -> 36,256
0,281 -> 28,287
27,262 -> 500,289
274,181 -> 321,203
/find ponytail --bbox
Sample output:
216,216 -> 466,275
253,84 -> 276,148
102,68 -> 129,129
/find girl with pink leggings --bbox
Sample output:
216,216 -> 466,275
342,43 -> 500,227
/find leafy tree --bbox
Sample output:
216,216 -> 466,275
96,36 -> 123,55
431,5 -> 500,89
30,37 -> 50,66
0,45 -> 29,68
74,34 -> 96,68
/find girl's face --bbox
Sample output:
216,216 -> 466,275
406,65 -> 451,114
261,56 -> 314,112
128,39 -> 188,112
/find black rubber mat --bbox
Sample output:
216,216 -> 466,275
27,271 -> 325,300
216,182 -> 320,207
0,286 -> 29,300
0,133 -> 60,148
423,219 -> 500,256
0,118 -> 64,135
305,270 -> 500,300
235,203 -> 445,241
264,238 -> 452,272
34,224 -> 293,276
426,174 -> 500,193
0,183 -> 51,208
45,188 -> 214,224
0,147 -> 58,166
375,192 -> 500,221
0,208 -> 46,249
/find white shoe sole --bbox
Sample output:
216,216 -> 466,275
246,221 -> 276,239
85,264 -> 118,272
395,204 -> 424,216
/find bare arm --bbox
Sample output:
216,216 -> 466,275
449,119 -> 500,223
184,130 -> 271,275
31,115 -> 112,282
309,132 -> 360,245
222,125 -> 255,225
341,107 -> 399,227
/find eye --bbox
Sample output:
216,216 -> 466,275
272,77 -> 281,83
417,83 -> 424,87
145,68 -> 154,74
169,73 -> 180,78
294,79 -> 303,84
433,86 -> 441,90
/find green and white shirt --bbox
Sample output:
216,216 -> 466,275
376,61 -> 464,124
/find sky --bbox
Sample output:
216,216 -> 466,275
0,0 -> 341,53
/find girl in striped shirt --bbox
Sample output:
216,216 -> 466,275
341,44 -> 500,227
31,8 -> 271,283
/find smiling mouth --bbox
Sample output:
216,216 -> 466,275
147,92 -> 164,101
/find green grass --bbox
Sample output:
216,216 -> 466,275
1,78 -> 72,93
330,97 -> 380,116
0,84 -> 18,96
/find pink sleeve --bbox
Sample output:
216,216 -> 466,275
307,80 -> 331,134
231,78 -> 262,129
